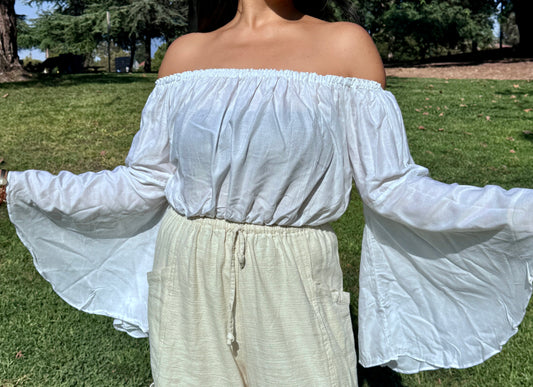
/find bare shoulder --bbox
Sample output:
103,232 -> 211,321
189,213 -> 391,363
158,33 -> 208,78
324,22 -> 386,88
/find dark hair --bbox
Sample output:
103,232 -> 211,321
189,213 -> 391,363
189,0 -> 357,33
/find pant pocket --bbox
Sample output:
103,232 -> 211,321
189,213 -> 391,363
315,287 -> 358,386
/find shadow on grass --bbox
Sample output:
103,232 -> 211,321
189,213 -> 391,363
385,48 -> 533,69
522,130 -> 533,143
0,72 -> 157,89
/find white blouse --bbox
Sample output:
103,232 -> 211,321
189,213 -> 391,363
7,69 -> 533,373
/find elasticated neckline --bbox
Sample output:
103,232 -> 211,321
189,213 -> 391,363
155,68 -> 383,90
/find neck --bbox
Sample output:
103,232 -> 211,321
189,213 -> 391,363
232,0 -> 303,28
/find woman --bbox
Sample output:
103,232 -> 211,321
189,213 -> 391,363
3,0 -> 533,385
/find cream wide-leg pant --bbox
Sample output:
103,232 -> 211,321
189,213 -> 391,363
148,208 -> 357,386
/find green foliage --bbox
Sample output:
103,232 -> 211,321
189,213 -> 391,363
21,57 -> 41,65
106,0 -> 187,71
497,1 -> 520,46
20,0 -> 188,69
30,10 -> 102,55
17,1 -> 525,63
21,57 -> 42,73
15,15 -> 34,50
110,0 -> 188,42
151,42 -> 168,72
500,11 -> 520,46
350,0 -> 498,61
382,1 -> 494,59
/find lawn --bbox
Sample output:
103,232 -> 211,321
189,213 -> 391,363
0,73 -> 532,386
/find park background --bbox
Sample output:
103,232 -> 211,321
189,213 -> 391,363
0,1 -> 532,78
1,1 -> 533,386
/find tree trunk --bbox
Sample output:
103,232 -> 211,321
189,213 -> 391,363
129,37 -> 136,71
144,35 -> 151,73
513,0 -> 533,54
188,0 -> 198,32
0,0 -> 27,81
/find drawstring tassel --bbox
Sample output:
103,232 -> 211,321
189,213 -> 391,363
226,229 -> 246,347
226,332 -> 235,346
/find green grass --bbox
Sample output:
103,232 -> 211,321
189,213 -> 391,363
0,74 -> 155,387
0,74 -> 532,386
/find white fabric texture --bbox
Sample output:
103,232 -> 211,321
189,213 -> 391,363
6,68 -> 533,373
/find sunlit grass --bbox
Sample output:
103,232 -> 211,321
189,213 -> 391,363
347,77 -> 533,387
0,74 -> 532,386
0,74 -> 155,387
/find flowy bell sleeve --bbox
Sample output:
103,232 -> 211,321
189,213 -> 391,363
345,87 -> 533,373
6,84 -> 174,338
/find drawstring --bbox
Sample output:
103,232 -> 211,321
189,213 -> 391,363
226,228 -> 246,346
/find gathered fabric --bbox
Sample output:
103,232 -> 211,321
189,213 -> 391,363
6,68 -> 533,373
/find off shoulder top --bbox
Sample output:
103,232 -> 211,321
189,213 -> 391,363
6,69 -> 533,373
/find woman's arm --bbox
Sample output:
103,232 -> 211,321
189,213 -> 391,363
5,83 -> 175,337
7,84 -> 174,236
346,85 -> 533,373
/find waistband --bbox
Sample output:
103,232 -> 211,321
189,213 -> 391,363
160,207 -> 337,350
167,207 -> 333,236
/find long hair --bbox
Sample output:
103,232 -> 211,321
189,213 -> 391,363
189,0 -> 357,33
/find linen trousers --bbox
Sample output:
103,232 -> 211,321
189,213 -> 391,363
148,208 -> 357,386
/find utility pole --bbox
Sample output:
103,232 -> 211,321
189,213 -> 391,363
106,11 -> 111,72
